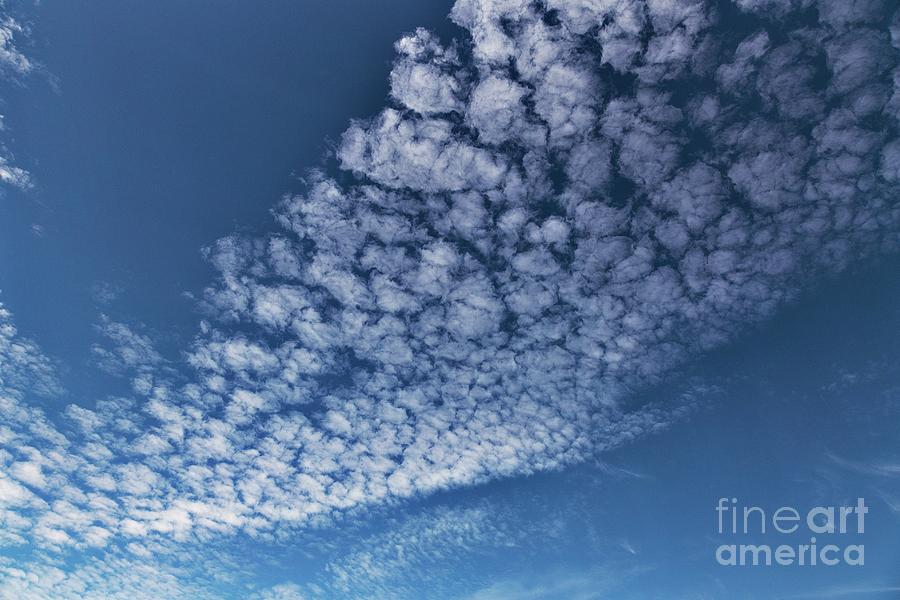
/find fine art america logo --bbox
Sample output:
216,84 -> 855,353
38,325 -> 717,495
715,498 -> 868,567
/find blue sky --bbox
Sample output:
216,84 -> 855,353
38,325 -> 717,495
0,0 -> 899,598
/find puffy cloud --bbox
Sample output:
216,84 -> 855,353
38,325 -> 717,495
0,304 -> 60,397
250,583 -> 307,600
185,0 -> 900,537
338,109 -> 512,193
391,28 -> 464,116
0,17 -> 31,75
0,156 -> 30,189
91,316 -> 164,375
0,551 -> 225,600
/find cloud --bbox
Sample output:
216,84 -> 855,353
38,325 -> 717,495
461,565 -> 650,600
250,583 -> 308,600
248,486 -> 614,600
185,0 -> 900,534
0,13 -> 33,191
0,16 -> 32,76
323,505 -> 525,598
0,0 -> 899,584
0,303 -> 61,397
91,316 -> 163,373
90,281 -> 125,306
0,550 -> 226,600
827,451 -> 900,478
0,155 -> 30,189
780,584 -> 900,599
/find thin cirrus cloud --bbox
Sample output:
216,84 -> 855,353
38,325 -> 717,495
0,0 -> 899,592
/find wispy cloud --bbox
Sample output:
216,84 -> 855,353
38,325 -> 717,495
827,452 -> 900,478
0,14 -> 34,191
781,584 -> 900,599
593,461 -> 649,481
875,489 -> 900,515
462,565 -> 651,600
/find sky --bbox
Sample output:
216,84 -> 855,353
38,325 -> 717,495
0,0 -> 899,598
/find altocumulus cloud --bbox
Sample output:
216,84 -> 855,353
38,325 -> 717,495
2,0 -> 900,594
190,0 -> 900,525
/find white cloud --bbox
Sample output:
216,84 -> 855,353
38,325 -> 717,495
461,564 -> 651,600
0,15 -> 33,191
0,552 -> 225,600
250,583 -> 307,600
91,315 -> 163,376
181,0 -> 900,539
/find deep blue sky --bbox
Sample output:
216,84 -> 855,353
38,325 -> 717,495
1,1 -> 899,599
